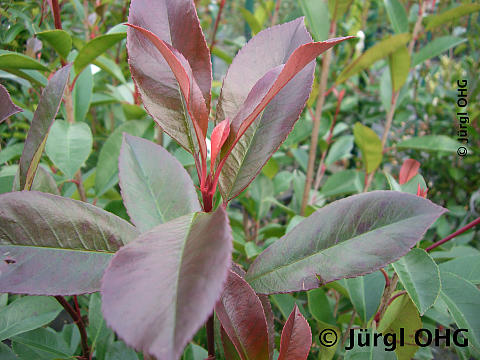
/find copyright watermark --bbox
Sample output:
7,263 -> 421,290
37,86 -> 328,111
456,79 -> 469,157
319,328 -> 469,352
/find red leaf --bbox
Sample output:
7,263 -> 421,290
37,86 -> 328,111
399,158 -> 421,185
215,270 -> 270,360
278,305 -> 312,360
210,119 -> 230,170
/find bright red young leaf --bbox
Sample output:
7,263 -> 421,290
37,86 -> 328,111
399,158 -> 421,185
210,119 -> 230,171
0,84 -> 22,123
278,305 -> 312,360
215,270 -> 270,360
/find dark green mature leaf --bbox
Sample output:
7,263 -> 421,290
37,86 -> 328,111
397,135 -> 462,153
0,296 -> 62,340
95,120 -> 149,196
73,65 -> 93,122
440,272 -> 480,351
245,191 -> 446,294
215,271 -> 270,360
217,19 -> 352,200
73,33 -> 126,75
412,36 -> 466,67
0,342 -> 17,360
439,255 -> 480,285
0,51 -> 49,71
119,134 -> 201,232
101,208 -> 232,360
11,327 -> 73,359
0,84 -> 22,123
337,33 -> 410,84
277,305 -> 311,360
19,64 -> 71,190
0,191 -> 139,295
383,0 -> 408,34
392,248 -> 440,315
127,0 -> 211,153
36,30 -> 72,59
425,3 -> 480,31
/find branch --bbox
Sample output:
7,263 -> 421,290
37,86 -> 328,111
426,217 -> 480,252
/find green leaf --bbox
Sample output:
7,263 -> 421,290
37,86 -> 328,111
0,143 -> 24,164
0,296 -> 62,341
320,169 -> 363,197
439,272 -> 480,351
95,120 -> 149,196
353,122 -> 382,174
88,293 -> 114,360
299,0 -> 329,40
36,30 -> 72,59
328,0 -> 353,21
425,3 -> 480,31
73,66 -> 93,122
19,64 -> 71,190
73,33 -> 126,75
396,135 -> 463,153
343,272 -> 385,324
0,191 -> 139,295
344,329 -> 396,359
383,0 -> 408,33
119,134 -> 201,232
184,343 -> 208,360
439,255 -> 480,285
105,341 -> 139,360
307,288 -> 335,325
45,120 -> 93,179
0,51 -> 49,71
337,33 -> 410,84
94,55 -> 126,83
245,191 -> 446,294
412,36 -> 467,67
239,8 -> 262,35
392,248 -> 440,315
11,327 -> 72,359
316,320 -> 340,360
389,46 -> 410,92
325,135 -> 354,165
377,293 -> 422,360
0,342 -> 17,360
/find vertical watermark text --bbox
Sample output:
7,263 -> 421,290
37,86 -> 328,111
457,79 -> 469,157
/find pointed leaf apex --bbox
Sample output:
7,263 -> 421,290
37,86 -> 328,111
211,119 -> 230,169
399,159 -> 421,185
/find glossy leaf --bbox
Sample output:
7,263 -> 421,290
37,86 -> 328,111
412,36 -> 466,67
377,293 -> 422,360
245,191 -> 446,294
210,119 -> 230,169
73,65 -> 93,122
127,0 -> 211,153
389,46 -> 410,92
215,270 -> 270,360
73,33 -> 126,75
36,30 -> 72,59
101,208 -> 232,360
11,327 -> 73,359
277,305 -> 312,360
18,64 -> 71,190
337,33 -> 410,84
119,134 -> 201,232
399,159 -> 420,185
397,135 -> 462,153
353,122 -> 382,174
0,296 -> 62,341
425,3 -> 480,31
383,0 -> 408,34
439,255 -> 480,285
0,84 -> 22,123
0,52 -> 49,71
95,120 -> 149,196
440,271 -> 480,350
392,248 -> 440,315
218,18 -> 352,200
298,0 -> 329,41
307,288 -> 335,325
0,191 -> 139,295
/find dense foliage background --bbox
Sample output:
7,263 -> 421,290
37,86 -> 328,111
0,0 -> 479,359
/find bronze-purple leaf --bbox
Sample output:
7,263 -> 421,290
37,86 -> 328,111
246,191 -> 446,294
0,191 -> 139,295
18,64 -> 71,190
101,207 -> 232,360
127,0 -> 211,154
278,305 -> 312,360
215,270 -> 270,360
0,84 -> 22,123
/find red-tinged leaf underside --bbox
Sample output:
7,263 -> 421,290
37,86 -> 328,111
245,191 -> 446,294
278,305 -> 312,360
101,207 -> 232,360
399,159 -> 420,185
0,191 -> 139,295
19,64 -> 71,190
215,270 -> 270,360
0,84 -> 22,123
210,119 -> 230,169
119,134 -> 201,233
217,18 -> 353,200
127,0 -> 211,154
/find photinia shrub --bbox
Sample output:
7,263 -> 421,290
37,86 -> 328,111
0,0 -> 450,359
